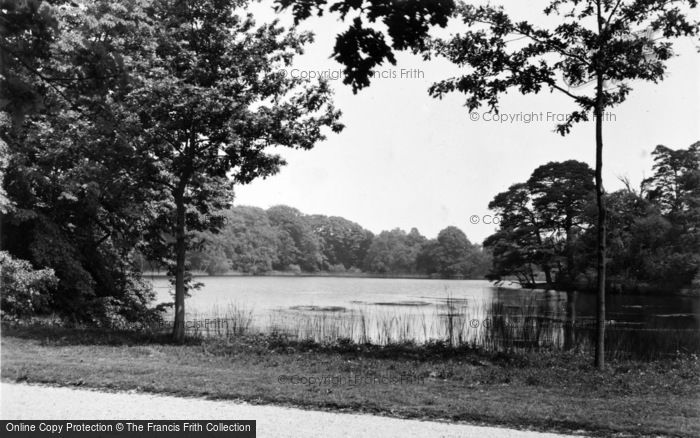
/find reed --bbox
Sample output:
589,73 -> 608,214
180,296 -> 699,360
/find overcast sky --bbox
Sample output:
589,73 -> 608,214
234,1 -> 700,244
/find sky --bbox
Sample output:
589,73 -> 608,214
233,1 -> 700,244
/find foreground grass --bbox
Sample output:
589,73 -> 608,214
2,325 -> 699,437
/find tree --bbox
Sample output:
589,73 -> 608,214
130,0 -> 342,342
418,226 -> 489,278
267,205 -> 325,271
603,185 -> 700,291
363,228 -> 423,274
487,145 -> 699,292
644,142 -> 700,214
528,161 -> 595,284
427,0 -> 698,369
487,161 -> 596,287
226,207 -> 281,274
275,0 -> 455,91
604,187 -> 653,289
188,230 -> 231,276
309,214 -> 374,269
0,0 -> 59,122
640,142 -> 700,286
486,183 -> 552,284
2,0 -> 164,324
281,0 -> 699,367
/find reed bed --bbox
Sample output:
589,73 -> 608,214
164,296 -> 698,360
183,303 -> 254,339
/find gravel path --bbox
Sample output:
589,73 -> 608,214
1,382 -> 585,438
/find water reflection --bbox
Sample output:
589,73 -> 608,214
150,276 -> 700,358
260,293 -> 700,358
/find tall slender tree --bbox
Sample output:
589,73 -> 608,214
131,0 -> 341,341
427,0 -> 698,368
280,0 -> 698,367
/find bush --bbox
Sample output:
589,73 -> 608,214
328,263 -> 347,273
0,251 -> 58,321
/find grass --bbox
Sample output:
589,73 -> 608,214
165,299 -> 700,361
2,324 -> 699,437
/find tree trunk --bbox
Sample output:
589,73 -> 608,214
594,77 -> 606,369
542,264 -> 553,285
172,190 -> 187,343
565,220 -> 575,285
564,290 -> 578,350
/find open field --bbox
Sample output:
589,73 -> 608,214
2,325 -> 699,437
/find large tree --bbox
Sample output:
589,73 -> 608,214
486,182 -> 553,284
429,0 -> 698,368
0,0 -> 59,122
282,0 -> 699,368
267,205 -> 324,272
486,161 -> 595,286
308,214 -> 374,270
528,160 -> 595,284
363,228 -> 423,274
594,142 -> 699,292
643,142 -> 700,214
129,0 -> 341,341
417,226 -> 489,278
2,0 -> 164,324
224,207 -> 282,274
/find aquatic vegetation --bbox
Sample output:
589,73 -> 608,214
164,296 -> 700,360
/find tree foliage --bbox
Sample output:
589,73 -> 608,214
409,0 -> 696,368
178,206 -> 489,278
277,0 -> 698,367
309,214 -> 374,270
487,145 -> 700,292
1,0 -> 344,335
605,142 -> 700,290
486,161 -> 595,285
363,228 -> 423,274
429,1 -> 698,133
1,0 -> 163,324
276,0 -> 455,91
113,0 -> 343,341
417,226 -> 490,278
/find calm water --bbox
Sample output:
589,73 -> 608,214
148,276 -> 700,356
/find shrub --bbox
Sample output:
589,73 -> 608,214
0,251 -> 58,321
328,263 -> 347,273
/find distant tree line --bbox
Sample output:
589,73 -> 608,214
140,205 -> 491,278
485,142 -> 700,293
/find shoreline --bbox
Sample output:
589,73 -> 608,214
143,271 -> 444,280
518,282 -> 700,297
142,272 -> 700,297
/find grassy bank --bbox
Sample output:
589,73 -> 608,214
2,325 -> 699,437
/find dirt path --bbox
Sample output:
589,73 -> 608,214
1,382 -> 587,438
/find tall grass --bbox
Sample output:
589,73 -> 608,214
182,303 -> 254,339
171,297 -> 699,360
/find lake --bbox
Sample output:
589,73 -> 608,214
148,276 -> 700,358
